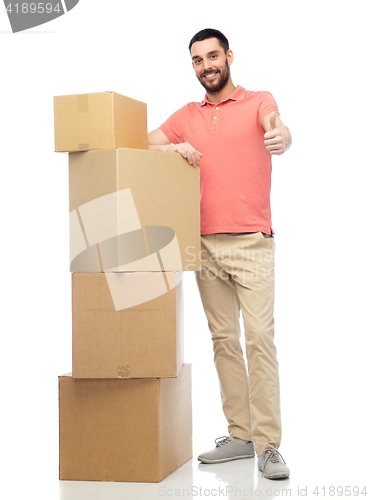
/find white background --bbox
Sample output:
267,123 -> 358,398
1,1 -> 369,499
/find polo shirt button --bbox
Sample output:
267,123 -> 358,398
214,116 -> 218,119
215,107 -> 219,110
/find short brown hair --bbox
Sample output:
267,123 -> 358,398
189,28 -> 229,54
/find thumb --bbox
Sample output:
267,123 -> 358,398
270,112 -> 276,131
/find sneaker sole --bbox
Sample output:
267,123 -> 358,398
198,453 -> 255,464
258,466 -> 289,479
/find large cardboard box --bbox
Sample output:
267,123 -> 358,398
72,271 -> 184,379
54,91 -> 148,152
59,364 -> 192,483
69,148 -> 201,272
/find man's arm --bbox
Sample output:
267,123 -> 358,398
148,128 -> 202,166
262,112 -> 292,155
148,128 -> 172,151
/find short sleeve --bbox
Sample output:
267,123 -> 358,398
258,92 -> 279,127
159,106 -> 187,144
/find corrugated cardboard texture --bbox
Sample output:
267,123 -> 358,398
69,148 -> 201,272
54,91 -> 148,152
59,364 -> 192,482
72,272 -> 184,379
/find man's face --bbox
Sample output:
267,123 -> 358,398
191,38 -> 232,94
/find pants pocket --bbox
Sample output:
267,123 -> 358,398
261,232 -> 273,238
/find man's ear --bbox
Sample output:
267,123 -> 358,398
227,49 -> 234,66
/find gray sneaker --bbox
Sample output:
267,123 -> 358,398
198,436 -> 255,464
258,449 -> 290,479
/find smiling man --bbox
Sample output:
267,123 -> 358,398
148,28 -> 291,480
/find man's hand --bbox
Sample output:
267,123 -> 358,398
263,112 -> 291,156
148,128 -> 202,167
167,142 -> 202,166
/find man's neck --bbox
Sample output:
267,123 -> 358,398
206,80 -> 237,105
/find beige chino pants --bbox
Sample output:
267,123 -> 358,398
195,232 -> 281,455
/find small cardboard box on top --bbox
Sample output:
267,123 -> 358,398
54,91 -> 148,152
72,271 -> 184,379
69,147 -> 201,273
59,363 -> 192,483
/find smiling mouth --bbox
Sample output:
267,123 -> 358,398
202,71 -> 219,79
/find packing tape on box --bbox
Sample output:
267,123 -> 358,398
70,188 -> 183,310
77,94 -> 89,113
117,366 -> 131,378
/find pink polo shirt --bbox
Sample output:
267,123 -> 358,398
159,85 -> 279,235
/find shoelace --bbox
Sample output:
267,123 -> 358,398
215,436 -> 231,447
262,449 -> 286,476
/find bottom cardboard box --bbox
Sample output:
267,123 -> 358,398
59,364 -> 192,482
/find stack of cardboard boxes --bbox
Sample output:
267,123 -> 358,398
54,91 -> 201,482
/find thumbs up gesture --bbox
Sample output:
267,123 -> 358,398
264,112 -> 287,155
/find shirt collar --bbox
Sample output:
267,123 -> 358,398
200,85 -> 246,106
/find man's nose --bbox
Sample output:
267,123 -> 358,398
202,58 -> 213,70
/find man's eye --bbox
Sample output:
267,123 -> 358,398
195,59 -> 202,64
211,55 -> 217,59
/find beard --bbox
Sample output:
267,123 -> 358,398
198,59 -> 231,94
